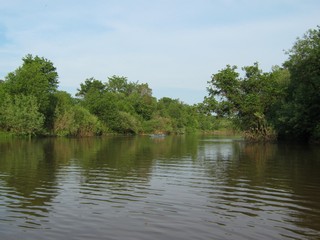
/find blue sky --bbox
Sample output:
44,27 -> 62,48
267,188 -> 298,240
0,0 -> 320,104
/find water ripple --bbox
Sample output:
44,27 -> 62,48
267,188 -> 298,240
0,137 -> 320,240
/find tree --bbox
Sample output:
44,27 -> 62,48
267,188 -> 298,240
76,77 -> 106,98
106,75 -> 134,95
72,105 -> 105,137
4,54 -> 59,129
77,79 -> 120,132
113,111 -> 141,134
53,91 -> 106,136
129,83 -> 156,120
206,63 -> 286,141
157,97 -> 189,133
76,76 -> 158,134
142,116 -> 173,134
280,27 -> 320,141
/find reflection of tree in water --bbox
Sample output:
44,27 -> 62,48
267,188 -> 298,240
74,136 -> 153,177
0,139 -> 61,224
1,136 -> 319,238
272,144 -> 320,236
196,137 -> 242,180
75,135 -> 199,189
68,136 -> 155,206
149,135 -> 199,162
199,140 -> 320,238
0,135 -> 199,215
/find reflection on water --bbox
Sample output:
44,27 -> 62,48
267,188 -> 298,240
0,136 -> 320,239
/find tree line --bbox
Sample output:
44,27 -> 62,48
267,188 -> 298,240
0,27 -> 319,142
0,55 -> 219,137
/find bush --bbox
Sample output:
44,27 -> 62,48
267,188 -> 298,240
54,105 -> 107,137
2,94 -> 44,137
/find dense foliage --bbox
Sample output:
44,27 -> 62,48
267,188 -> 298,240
279,28 -> 320,141
206,26 -> 320,142
206,63 -> 289,141
0,57 -> 216,137
75,76 -> 216,135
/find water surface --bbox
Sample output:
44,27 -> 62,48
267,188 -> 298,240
0,135 -> 320,239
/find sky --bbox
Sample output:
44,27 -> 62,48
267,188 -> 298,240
0,0 -> 320,104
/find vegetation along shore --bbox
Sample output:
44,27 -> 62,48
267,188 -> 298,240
0,27 -> 319,143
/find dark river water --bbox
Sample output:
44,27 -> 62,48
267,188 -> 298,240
0,135 -> 320,240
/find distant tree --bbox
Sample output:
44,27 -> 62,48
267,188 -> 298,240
157,97 -> 189,133
106,75 -> 135,95
129,83 -> 157,120
72,105 -> 105,136
142,116 -> 173,134
76,77 -> 106,98
53,91 -> 77,136
77,76 -> 158,133
113,111 -> 141,134
53,91 -> 106,136
77,80 -> 119,132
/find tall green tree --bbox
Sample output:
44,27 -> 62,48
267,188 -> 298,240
279,27 -> 320,141
206,63 -> 287,141
4,54 -> 59,130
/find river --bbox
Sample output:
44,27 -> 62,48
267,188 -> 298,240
0,135 -> 319,239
